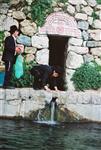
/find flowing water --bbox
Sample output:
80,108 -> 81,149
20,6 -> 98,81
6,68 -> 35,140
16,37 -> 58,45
0,119 -> 101,150
50,101 -> 55,122
34,98 -> 57,125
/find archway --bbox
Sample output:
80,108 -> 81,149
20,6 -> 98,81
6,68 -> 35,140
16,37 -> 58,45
39,12 -> 81,90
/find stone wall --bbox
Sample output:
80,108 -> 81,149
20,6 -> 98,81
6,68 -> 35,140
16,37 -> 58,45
0,88 -> 101,122
0,0 -> 101,90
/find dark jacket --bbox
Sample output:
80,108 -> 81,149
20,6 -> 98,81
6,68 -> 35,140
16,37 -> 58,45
2,36 -> 16,62
30,64 -> 58,88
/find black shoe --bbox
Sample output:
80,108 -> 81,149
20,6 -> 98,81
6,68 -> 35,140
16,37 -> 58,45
3,86 -> 15,89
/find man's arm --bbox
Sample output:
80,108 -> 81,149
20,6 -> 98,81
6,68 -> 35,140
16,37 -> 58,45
40,65 -> 52,91
52,77 -> 59,91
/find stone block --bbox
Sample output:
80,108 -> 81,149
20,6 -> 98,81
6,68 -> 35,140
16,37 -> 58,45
90,47 -> 101,56
75,5 -> 81,12
95,5 -> 101,10
10,0 -> 21,5
0,89 -> 5,100
78,21 -> 89,30
67,4 -> 75,15
0,15 -> 6,26
19,88 -> 30,100
68,45 -> 89,54
93,20 -> 101,29
87,41 -> 101,47
95,58 -> 101,66
88,30 -> 101,41
82,30 -> 89,40
68,38 -> 83,46
32,36 -> 49,49
83,54 -> 94,63
66,91 -> 78,104
81,6 -> 93,16
87,0 -> 97,7
0,3 -> 9,15
20,20 -> 37,36
75,13 -> 87,20
17,34 -> 31,46
68,0 -> 87,5
36,49 -> 49,65
3,16 -> 19,31
65,69 -> 75,90
25,46 -> 37,54
77,91 -> 92,104
88,17 -> 93,25
5,89 -> 19,100
2,99 -> 21,117
66,51 -> 84,69
0,100 -> 3,115
13,11 -> 26,20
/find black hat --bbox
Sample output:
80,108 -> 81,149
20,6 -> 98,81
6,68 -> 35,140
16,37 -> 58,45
9,25 -> 19,34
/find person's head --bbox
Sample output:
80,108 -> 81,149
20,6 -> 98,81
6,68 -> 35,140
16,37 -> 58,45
9,25 -> 19,37
52,70 -> 59,77
52,66 -> 63,78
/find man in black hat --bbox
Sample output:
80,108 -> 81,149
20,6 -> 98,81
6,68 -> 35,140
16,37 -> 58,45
30,64 -> 63,91
2,25 -> 20,89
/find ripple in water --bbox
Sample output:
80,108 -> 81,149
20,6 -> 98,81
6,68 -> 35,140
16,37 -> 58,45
0,119 -> 101,150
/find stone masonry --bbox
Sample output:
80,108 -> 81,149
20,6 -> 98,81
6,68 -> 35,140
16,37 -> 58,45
0,88 -> 101,122
0,0 -> 101,90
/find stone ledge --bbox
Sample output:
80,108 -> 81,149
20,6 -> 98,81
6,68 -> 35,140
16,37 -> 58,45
0,88 -> 101,122
0,88 -> 101,105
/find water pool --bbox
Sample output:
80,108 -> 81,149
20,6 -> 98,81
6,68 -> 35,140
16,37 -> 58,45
0,119 -> 101,150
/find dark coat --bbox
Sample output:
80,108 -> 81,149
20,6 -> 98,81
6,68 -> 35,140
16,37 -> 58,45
2,36 -> 16,62
30,65 -> 58,88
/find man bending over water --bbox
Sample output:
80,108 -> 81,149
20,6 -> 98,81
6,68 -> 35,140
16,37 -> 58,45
30,64 -> 63,91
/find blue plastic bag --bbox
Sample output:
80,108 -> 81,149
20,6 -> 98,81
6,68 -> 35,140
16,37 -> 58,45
15,54 -> 24,79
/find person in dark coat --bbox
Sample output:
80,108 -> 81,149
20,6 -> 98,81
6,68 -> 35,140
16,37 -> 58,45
30,64 -> 63,91
2,25 -> 20,89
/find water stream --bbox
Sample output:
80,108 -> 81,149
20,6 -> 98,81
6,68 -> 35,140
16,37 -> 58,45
34,97 -> 58,125
50,100 -> 55,122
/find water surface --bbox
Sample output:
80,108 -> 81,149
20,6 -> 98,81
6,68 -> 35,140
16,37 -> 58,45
0,119 -> 101,150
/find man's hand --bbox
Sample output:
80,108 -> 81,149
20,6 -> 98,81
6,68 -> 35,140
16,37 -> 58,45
54,86 -> 59,91
44,85 -> 51,91
15,47 -> 21,54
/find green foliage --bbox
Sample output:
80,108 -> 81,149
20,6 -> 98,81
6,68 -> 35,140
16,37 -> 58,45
58,0 -> 68,3
96,0 -> 101,4
91,11 -> 99,20
31,0 -> 53,27
31,0 -> 68,26
11,60 -> 36,88
0,0 -> 10,3
0,31 -> 4,52
71,62 -> 101,91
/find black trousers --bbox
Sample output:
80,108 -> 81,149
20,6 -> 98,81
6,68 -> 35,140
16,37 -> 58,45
3,60 -> 14,87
